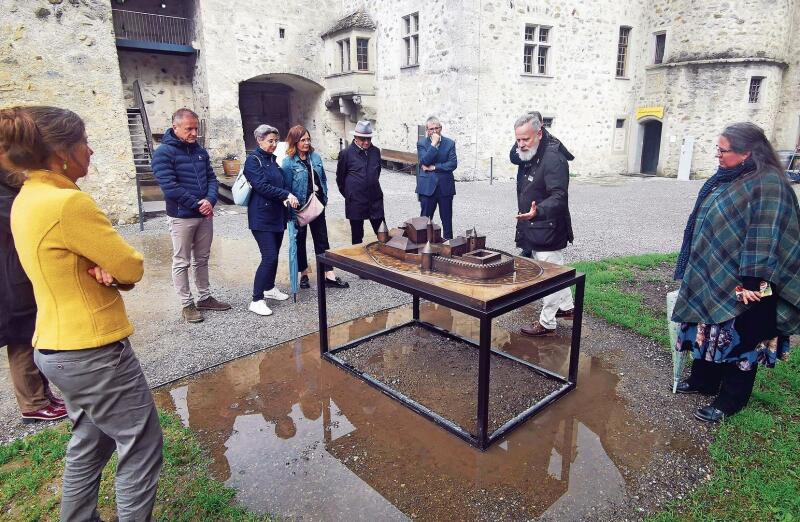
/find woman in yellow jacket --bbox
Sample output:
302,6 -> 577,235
0,106 -> 162,522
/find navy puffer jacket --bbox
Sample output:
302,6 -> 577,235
243,147 -> 290,232
152,128 -> 219,218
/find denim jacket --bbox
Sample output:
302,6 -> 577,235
281,151 -> 328,209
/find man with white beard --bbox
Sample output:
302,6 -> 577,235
510,111 -> 576,337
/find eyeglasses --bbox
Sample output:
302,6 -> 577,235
427,126 -> 442,132
355,136 -> 372,141
715,146 -> 734,155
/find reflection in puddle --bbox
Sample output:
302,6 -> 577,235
155,303 -> 664,521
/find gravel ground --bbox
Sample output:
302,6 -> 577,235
0,168 -> 705,443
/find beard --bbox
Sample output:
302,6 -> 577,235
517,145 -> 537,162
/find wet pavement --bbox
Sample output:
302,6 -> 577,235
154,303 -> 670,521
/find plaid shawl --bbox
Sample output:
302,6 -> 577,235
672,167 -> 800,335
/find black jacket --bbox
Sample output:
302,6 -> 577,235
152,128 -> 219,218
336,142 -> 385,220
511,129 -> 575,251
0,175 -> 36,346
243,147 -> 290,232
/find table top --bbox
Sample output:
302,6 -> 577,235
320,244 -> 577,314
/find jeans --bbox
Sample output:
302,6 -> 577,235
251,230 -> 284,301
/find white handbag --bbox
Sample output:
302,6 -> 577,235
232,155 -> 261,206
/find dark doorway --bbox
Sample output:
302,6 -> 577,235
239,82 -> 291,151
640,120 -> 662,174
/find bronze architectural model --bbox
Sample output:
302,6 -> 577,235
374,217 -> 515,280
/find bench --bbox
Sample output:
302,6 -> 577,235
381,148 -> 418,173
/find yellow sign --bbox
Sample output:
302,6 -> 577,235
636,106 -> 664,120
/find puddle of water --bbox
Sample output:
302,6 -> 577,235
154,303 -> 667,521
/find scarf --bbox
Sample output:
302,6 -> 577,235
674,158 -> 756,280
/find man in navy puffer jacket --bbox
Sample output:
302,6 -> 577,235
153,108 -> 230,323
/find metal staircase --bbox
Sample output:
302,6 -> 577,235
128,81 -> 165,229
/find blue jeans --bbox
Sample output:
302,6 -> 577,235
251,230 -> 284,301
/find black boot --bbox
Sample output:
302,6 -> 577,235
676,358 -> 723,395
711,362 -> 758,416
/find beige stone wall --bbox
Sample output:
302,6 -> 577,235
348,0 -> 647,180
193,0 -> 341,164
775,1 -> 800,151
630,0 -> 793,177
118,50 -> 195,134
0,0 -> 138,223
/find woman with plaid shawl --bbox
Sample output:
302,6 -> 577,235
672,122 -> 800,423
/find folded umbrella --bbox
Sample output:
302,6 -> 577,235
288,220 -> 299,303
666,290 -> 686,393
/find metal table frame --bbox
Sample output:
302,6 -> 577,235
316,252 -> 585,451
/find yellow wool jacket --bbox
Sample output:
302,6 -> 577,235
10,170 -> 144,350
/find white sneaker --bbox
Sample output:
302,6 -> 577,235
248,300 -> 273,316
263,287 -> 289,301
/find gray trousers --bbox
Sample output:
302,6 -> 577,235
169,216 -> 213,306
35,339 -> 163,522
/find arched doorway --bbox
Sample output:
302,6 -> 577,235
238,74 -> 325,152
640,120 -> 662,174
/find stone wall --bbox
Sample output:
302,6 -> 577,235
775,1 -> 800,151
118,50 -> 195,134
630,0 -> 793,177
193,0 -> 340,164
0,0 -> 138,223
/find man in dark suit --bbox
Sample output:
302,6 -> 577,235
416,116 -> 458,239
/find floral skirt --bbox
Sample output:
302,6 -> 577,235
676,319 -> 791,371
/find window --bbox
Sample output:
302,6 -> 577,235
278,27 -> 285,39
338,38 -> 351,73
653,32 -> 666,64
748,77 -> 763,103
616,26 -> 631,77
417,125 -> 426,142
356,38 -> 369,71
542,117 -> 554,128
616,118 -> 626,129
523,24 -> 551,75
403,13 -> 419,67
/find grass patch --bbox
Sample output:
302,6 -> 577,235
0,411 -> 271,522
574,252 -> 677,347
647,350 -> 800,522
576,253 -> 799,521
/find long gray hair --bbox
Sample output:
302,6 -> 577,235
721,122 -> 783,174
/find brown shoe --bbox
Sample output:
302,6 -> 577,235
21,403 -> 68,424
196,296 -> 232,311
520,321 -> 556,337
182,303 -> 204,323
555,308 -> 575,319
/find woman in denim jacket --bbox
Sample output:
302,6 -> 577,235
281,125 -> 348,289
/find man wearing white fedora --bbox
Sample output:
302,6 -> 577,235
336,120 -> 386,245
